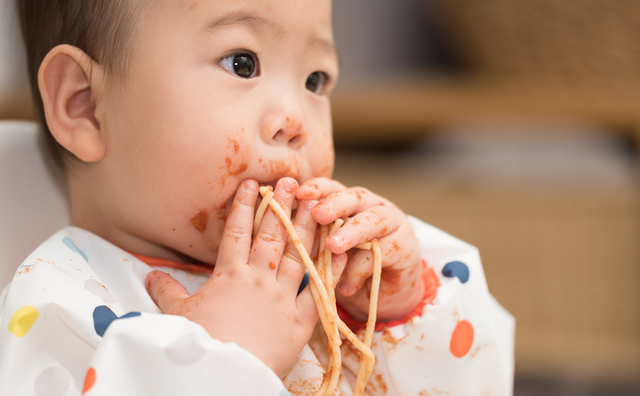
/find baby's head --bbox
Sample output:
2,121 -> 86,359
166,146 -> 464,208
19,0 -> 338,263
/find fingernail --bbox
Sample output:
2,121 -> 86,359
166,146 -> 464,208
281,178 -> 298,194
243,179 -> 257,193
306,183 -> 320,192
302,200 -> 318,211
327,235 -> 345,249
298,188 -> 317,200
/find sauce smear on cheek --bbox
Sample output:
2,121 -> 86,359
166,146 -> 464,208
226,157 -> 248,176
228,137 -> 240,155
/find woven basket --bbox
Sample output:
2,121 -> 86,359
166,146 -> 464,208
433,0 -> 640,81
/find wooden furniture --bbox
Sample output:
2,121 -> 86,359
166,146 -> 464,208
332,76 -> 640,147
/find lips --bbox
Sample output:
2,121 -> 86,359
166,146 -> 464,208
259,176 -> 301,190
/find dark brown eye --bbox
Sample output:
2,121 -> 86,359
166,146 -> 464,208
305,71 -> 327,94
219,51 -> 259,78
233,54 -> 256,78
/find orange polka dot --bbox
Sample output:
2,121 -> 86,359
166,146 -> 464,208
450,320 -> 474,358
82,367 -> 96,394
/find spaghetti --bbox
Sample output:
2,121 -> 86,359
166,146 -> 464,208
254,186 -> 381,396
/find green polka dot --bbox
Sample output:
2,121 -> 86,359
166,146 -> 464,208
9,305 -> 39,337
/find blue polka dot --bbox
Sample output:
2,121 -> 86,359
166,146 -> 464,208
442,261 -> 470,284
280,388 -> 292,396
93,305 -> 141,337
62,237 -> 88,263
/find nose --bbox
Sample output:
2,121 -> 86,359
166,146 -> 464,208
260,113 -> 308,149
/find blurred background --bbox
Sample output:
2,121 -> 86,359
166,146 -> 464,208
330,1 -> 640,395
1,1 -> 639,395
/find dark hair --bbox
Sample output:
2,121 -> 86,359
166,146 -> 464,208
17,0 -> 146,167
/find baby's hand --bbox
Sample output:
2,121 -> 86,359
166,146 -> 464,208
145,178 -> 319,374
297,178 -> 424,322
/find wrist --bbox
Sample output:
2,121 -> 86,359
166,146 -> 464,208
337,259 -> 440,332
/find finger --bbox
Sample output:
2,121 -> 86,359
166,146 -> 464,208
278,199 -> 318,289
145,270 -> 189,314
296,177 -> 346,201
337,249 -> 374,297
325,206 -> 403,254
376,222 -> 422,272
311,187 -> 384,225
331,253 -> 348,288
337,224 -> 419,296
251,177 -> 298,272
216,179 -> 259,267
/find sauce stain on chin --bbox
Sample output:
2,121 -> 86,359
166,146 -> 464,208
268,158 -> 300,180
190,210 -> 208,233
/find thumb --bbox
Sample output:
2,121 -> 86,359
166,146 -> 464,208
296,286 -> 320,327
145,270 -> 189,314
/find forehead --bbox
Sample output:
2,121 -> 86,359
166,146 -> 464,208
150,0 -> 334,47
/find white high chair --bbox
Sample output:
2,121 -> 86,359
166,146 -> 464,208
0,121 -> 70,290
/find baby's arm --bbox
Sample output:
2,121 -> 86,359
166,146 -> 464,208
145,178 -> 319,374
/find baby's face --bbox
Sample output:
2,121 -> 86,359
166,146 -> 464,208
93,0 -> 337,263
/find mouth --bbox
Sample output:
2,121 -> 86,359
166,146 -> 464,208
254,177 -> 301,213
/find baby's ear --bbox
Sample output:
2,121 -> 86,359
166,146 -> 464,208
38,44 -> 106,163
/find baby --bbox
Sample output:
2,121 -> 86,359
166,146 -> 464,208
0,0 -> 514,395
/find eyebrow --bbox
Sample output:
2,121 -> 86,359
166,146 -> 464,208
202,10 -> 285,38
311,36 -> 339,62
202,10 -> 339,61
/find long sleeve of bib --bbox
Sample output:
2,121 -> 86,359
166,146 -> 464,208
0,227 -> 288,396
289,216 -> 515,396
354,217 -> 515,396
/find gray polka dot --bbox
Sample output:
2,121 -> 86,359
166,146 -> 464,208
34,367 -> 70,396
84,279 -> 116,304
166,334 -> 206,365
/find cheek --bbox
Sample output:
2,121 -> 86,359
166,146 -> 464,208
186,132 -> 252,232
108,82 -> 251,211
219,135 -> 251,190
306,103 -> 334,178
309,129 -> 334,178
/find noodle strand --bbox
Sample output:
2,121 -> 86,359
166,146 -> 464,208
255,187 -> 381,396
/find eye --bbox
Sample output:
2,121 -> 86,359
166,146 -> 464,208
305,71 -> 328,94
218,51 -> 260,78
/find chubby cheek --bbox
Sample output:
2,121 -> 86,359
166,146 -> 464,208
182,132 -> 253,259
112,119 -> 252,263
305,123 -> 334,179
104,60 -> 261,263
313,134 -> 335,178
